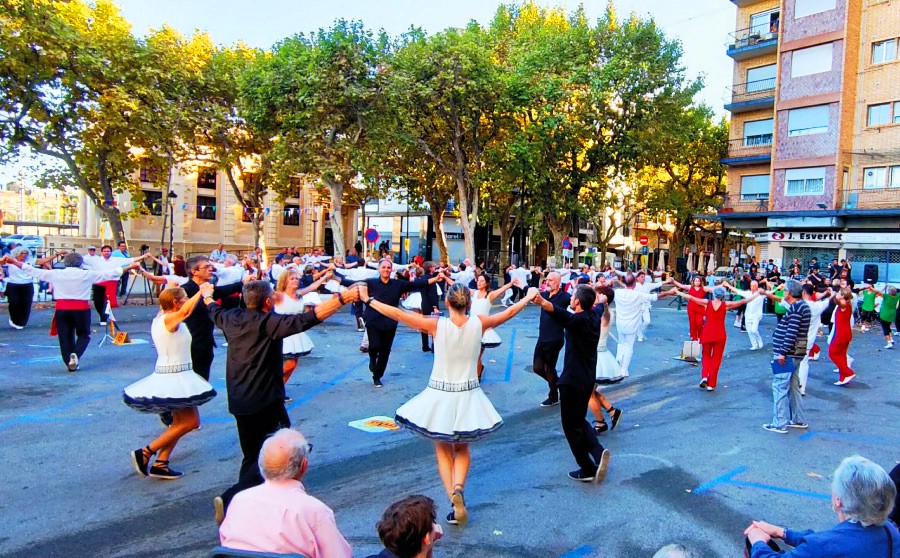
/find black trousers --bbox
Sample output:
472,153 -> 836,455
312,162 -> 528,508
6,282 -> 34,327
91,284 -> 108,322
367,326 -> 397,380
221,400 -> 291,510
533,340 -> 564,400
117,274 -> 128,296
55,309 -> 91,363
559,385 -> 605,472
191,342 -> 215,381
510,286 -> 524,303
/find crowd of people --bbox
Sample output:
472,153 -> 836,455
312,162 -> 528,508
3,241 -> 899,557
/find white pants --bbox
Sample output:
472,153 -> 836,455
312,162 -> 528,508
639,307 -> 651,339
745,315 -> 763,349
500,289 -> 513,305
796,328 -> 818,390
616,332 -> 637,374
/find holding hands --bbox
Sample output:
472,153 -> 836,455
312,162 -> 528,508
199,282 -> 215,299
743,520 -> 785,545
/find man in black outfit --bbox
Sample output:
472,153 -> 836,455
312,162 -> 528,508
335,259 -> 442,387
532,271 -> 570,407
419,261 -> 442,352
533,284 -> 611,483
207,280 -> 360,520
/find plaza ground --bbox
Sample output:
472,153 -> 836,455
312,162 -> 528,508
0,299 -> 896,557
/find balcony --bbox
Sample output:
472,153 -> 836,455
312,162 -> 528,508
724,78 -> 776,113
727,23 -> 779,60
719,194 -> 769,214
839,187 -> 900,210
721,135 -> 773,166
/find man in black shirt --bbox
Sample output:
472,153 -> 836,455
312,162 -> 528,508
532,271 -> 571,407
534,284 -> 610,483
207,280 -> 360,519
335,259 -> 442,387
419,261 -> 442,352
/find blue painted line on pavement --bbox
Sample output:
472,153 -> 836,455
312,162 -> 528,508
482,327 -> 516,384
0,391 -> 111,432
798,431 -> 899,446
559,545 -> 597,558
287,357 -> 370,410
694,465 -> 828,500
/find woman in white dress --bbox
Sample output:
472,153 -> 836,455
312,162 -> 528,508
360,282 -> 538,526
589,287 -> 624,433
124,285 -> 217,480
469,274 -> 519,380
274,267 -> 332,391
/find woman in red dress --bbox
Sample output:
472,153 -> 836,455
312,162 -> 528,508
671,276 -> 714,341
829,287 -> 855,386
675,286 -> 756,391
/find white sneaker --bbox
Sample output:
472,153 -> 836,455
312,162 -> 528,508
811,352 -> 820,361
834,374 -> 855,386
8,318 -> 24,330
637,336 -> 645,342
67,353 -> 78,372
886,342 -> 894,349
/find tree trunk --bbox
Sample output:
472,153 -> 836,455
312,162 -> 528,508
324,178 -> 347,258
430,205 -> 449,263
549,224 -> 566,263
453,172 -> 477,262
360,203 -> 367,258
98,205 -> 126,243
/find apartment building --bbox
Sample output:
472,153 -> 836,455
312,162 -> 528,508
719,0 -> 900,284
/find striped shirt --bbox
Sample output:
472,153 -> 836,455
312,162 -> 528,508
772,300 -> 811,359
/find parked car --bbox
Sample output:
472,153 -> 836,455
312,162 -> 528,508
713,266 -> 735,282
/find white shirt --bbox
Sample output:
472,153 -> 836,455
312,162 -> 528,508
82,254 -> 132,272
614,288 -> 658,335
22,264 -> 121,300
5,262 -> 34,284
452,269 -> 475,287
635,280 -> 661,308
806,298 -> 830,332
736,289 -> 765,319
215,266 -> 246,286
511,267 -> 531,286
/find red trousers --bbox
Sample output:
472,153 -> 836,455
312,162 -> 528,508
808,343 -> 820,358
829,339 -> 853,381
688,310 -> 704,342
701,340 -> 725,388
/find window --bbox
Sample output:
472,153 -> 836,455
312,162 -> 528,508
867,103 -> 891,126
791,43 -> 833,77
750,9 -> 780,36
740,174 -> 770,201
785,167 -> 826,196
746,64 -> 777,92
197,168 -> 217,190
743,118 -> 774,145
795,0 -> 835,19
872,39 -> 897,64
895,102 -> 900,124
139,166 -> 158,183
142,190 -> 163,216
891,166 -> 900,188
196,195 -> 217,220
864,167 -> 887,189
788,105 -> 830,136
283,204 -> 300,226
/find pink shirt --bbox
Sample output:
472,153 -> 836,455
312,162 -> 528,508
219,479 -> 351,558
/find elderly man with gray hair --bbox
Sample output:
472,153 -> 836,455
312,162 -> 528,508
219,428 -> 352,557
763,279 -> 811,434
744,455 -> 900,557
652,544 -> 697,558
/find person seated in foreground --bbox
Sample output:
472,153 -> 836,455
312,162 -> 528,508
219,428 -> 351,558
744,455 -> 900,557
364,495 -> 442,558
652,544 -> 697,558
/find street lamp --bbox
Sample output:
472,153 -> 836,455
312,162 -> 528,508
167,191 -> 178,257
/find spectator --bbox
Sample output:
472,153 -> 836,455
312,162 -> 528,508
365,495 -> 442,558
653,544 -> 698,558
172,254 -> 187,277
210,243 -> 227,263
219,428 -> 351,557
110,241 -> 131,296
744,455 -> 900,557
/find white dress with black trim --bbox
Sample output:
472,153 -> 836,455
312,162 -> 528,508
470,294 -> 501,348
395,316 -> 502,443
275,295 -> 315,357
122,315 -> 216,413
595,321 -> 625,385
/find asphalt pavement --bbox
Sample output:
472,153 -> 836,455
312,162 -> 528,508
0,297 -> 897,558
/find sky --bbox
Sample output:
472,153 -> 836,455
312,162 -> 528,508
2,0 -> 736,185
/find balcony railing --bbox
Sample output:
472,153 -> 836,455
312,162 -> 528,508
720,194 -> 769,213
723,135 -> 773,161
728,23 -> 779,49
729,78 -> 776,104
839,187 -> 900,210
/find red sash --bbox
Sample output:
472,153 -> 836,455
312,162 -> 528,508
97,280 -> 119,308
50,300 -> 90,336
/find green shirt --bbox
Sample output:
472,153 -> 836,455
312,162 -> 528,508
880,293 -> 900,322
773,286 -> 787,315
862,290 -> 876,312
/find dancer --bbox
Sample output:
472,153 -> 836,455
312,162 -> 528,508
273,267 -> 332,401
672,275 -> 714,341
796,285 -> 832,395
125,284 -> 218,479
590,286 -> 624,434
868,285 -> 900,349
724,279 -> 766,350
469,273 -> 519,380
4,246 -> 40,329
829,287 -> 856,386
634,270 -> 663,342
3,251 -> 137,371
418,262 -> 444,352
613,274 -> 675,378
334,259 -> 442,387
533,284 -> 611,483
532,271 -> 570,407
674,286 -> 756,391
82,245 -> 145,325
361,282 -> 537,525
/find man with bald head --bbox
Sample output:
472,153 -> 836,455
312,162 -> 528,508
532,271 -> 570,407
219,428 -> 352,557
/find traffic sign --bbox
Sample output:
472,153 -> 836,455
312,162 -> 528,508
639,235 -> 649,246
364,228 -> 380,243
562,237 -> 572,250
641,246 -> 649,255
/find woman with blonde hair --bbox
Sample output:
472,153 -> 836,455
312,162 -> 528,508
360,281 -> 538,526
469,273 -> 519,380
124,284 -> 217,479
